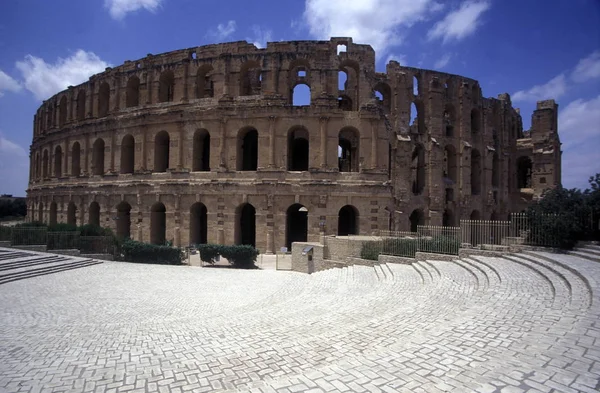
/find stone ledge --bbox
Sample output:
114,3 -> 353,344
378,254 -> 414,264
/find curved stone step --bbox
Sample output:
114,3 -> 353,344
568,250 -> 600,263
463,255 -> 502,284
0,255 -> 66,271
576,245 -> 600,257
453,258 -> 488,290
0,251 -> 31,261
415,261 -> 436,284
0,259 -> 101,285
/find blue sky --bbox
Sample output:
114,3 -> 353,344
0,0 -> 599,196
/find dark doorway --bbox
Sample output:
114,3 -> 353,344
151,202 -> 166,245
238,128 -> 258,171
288,128 -> 309,171
236,203 -> 256,247
116,201 -> 131,239
409,209 -> 424,232
286,204 -> 308,249
338,205 -> 358,236
190,202 -> 208,245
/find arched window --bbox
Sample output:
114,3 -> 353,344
240,61 -> 261,96
54,145 -> 63,178
409,209 -> 424,232
471,149 -> 481,195
196,65 -> 214,98
190,202 -> 208,245
470,210 -> 481,220
338,127 -> 359,172
286,204 -> 308,249
492,152 -> 500,187
292,84 -> 311,106
58,96 -> 67,127
76,89 -> 86,120
158,70 -> 175,103
120,134 -> 135,174
38,202 -> 44,223
411,144 -> 425,195
288,127 -> 309,171
444,104 -> 455,137
67,202 -> 77,226
49,202 -> 57,226
237,128 -> 258,171
89,202 -> 100,227
151,202 -> 166,245
154,131 -> 170,172
338,94 -> 353,111
338,205 -> 358,236
444,145 -> 457,183
443,208 -> 454,227
98,82 -> 110,117
413,75 -> 419,96
235,203 -> 256,247
192,130 -> 210,171
92,138 -> 105,176
126,76 -> 140,108
339,60 -> 359,110
116,201 -> 131,239
42,150 -> 49,179
374,82 -> 391,113
517,156 -> 532,188
71,142 -> 81,176
471,108 -> 480,135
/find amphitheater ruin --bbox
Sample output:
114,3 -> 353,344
26,38 -> 562,252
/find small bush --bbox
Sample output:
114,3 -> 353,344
79,224 -> 113,237
121,239 -> 184,265
48,223 -> 78,232
196,244 -> 259,269
419,236 -> 460,255
361,241 -> 382,260
382,237 -> 418,257
0,225 -> 12,241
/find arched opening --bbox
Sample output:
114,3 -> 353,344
116,201 -> 131,239
49,202 -> 57,226
338,94 -> 353,111
470,210 -> 481,220
517,156 -> 532,188
338,205 -> 358,236
192,130 -> 210,172
413,75 -> 419,96
42,150 -> 49,178
444,145 -> 457,183
126,76 -> 140,108
89,202 -> 100,227
374,82 -> 391,113
338,69 -> 348,91
237,128 -> 258,171
235,203 -> 256,247
38,202 -> 44,223
471,109 -> 480,135
292,84 -> 311,106
120,134 -> 135,174
443,209 -> 454,227
71,142 -> 81,176
189,202 -> 208,245
338,127 -> 359,172
154,131 -> 170,172
288,127 -> 309,171
338,60 -> 359,110
98,82 -> 110,117
92,138 -> 105,176
492,152 -> 500,187
410,101 -> 424,134
196,65 -> 214,98
471,149 -> 481,195
35,153 -> 40,179
158,70 -> 175,103
58,96 -> 67,127
286,204 -> 308,249
240,61 -> 262,96
490,211 -> 498,221
409,209 -> 424,232
76,90 -> 86,120
67,202 -> 77,226
444,105 -> 455,137
411,144 -> 425,195
337,44 -> 347,55
54,145 -> 63,178
150,202 -> 166,245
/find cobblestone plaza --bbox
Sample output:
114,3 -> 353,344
1,249 -> 599,393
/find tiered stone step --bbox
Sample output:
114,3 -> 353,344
569,243 -> 600,262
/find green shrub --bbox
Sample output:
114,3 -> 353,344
196,244 -> 259,269
79,224 -> 113,237
382,237 -> 419,257
361,241 -> 382,260
419,236 -> 460,255
47,231 -> 80,250
0,225 -> 11,241
48,223 -> 78,232
121,239 -> 184,265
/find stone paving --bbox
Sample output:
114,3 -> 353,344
0,249 -> 599,393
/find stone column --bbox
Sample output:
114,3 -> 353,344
84,134 -> 90,175
178,122 -> 184,170
87,84 -> 94,118
63,138 -> 69,177
141,127 -> 147,171
219,118 -> 228,170
113,77 -> 120,112
269,116 -> 276,168
371,120 -> 378,169
320,116 -> 329,168
182,60 -> 189,102
110,131 -> 116,173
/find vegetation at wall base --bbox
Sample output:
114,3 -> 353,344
196,244 -> 259,269
121,239 -> 184,265
0,198 -> 26,220
361,236 -> 460,259
361,241 -> 382,260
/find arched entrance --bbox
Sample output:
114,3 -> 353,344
116,201 -> 131,239
189,202 -> 208,245
286,204 -> 308,249
89,202 -> 100,227
120,135 -> 135,174
236,203 -> 256,247
67,202 -> 77,226
409,209 -> 424,232
151,202 -> 166,245
154,131 -> 170,172
338,205 -> 358,236
288,127 -> 309,171
49,202 -> 57,226
237,128 -> 258,171
92,138 -> 105,176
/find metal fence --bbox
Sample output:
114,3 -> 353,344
378,226 -> 460,256
11,227 -> 48,246
460,220 -> 510,247
80,236 -> 116,255
47,231 -> 80,250
0,225 -> 11,242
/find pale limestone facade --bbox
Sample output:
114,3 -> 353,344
26,38 -> 561,252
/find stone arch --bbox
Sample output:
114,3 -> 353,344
444,144 -> 457,183
158,70 -> 175,103
42,149 -> 49,178
411,144 -> 425,195
338,59 -> 359,110
338,205 -> 358,236
38,202 -> 44,223
288,126 -> 309,171
67,201 -> 77,226
444,104 -> 455,137
49,201 -> 57,226
490,211 -> 499,221
120,134 -> 135,174
409,209 -> 424,232
470,210 -> 481,220
443,208 -> 455,227
237,127 -> 258,171
189,202 -> 208,245
517,156 -> 532,188
76,89 -> 86,120
154,131 -> 170,172
292,83 -> 311,106
98,82 -> 110,117
338,127 -> 359,172
71,142 -> 81,176
92,138 -> 105,176
116,201 -> 131,239
192,129 -> 210,172
471,149 -> 482,195
373,82 -> 391,113
126,76 -> 140,108
54,145 -> 63,178
150,202 -> 166,245
240,61 -> 262,96
235,203 -> 256,247
89,201 -> 100,227
58,96 -> 67,127
492,152 -> 500,188
195,64 -> 214,98
338,94 -> 353,111
286,204 -> 308,249
471,108 -> 481,134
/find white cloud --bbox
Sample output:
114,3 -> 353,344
104,0 -> 162,20
207,20 -> 237,41
512,74 -> 567,103
248,25 -> 273,49
0,70 -> 22,97
427,0 -> 491,43
385,53 -> 408,66
571,50 -> 600,83
434,53 -> 451,69
303,0 -> 443,55
0,132 -> 29,197
559,95 -> 600,189
15,50 -> 109,101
